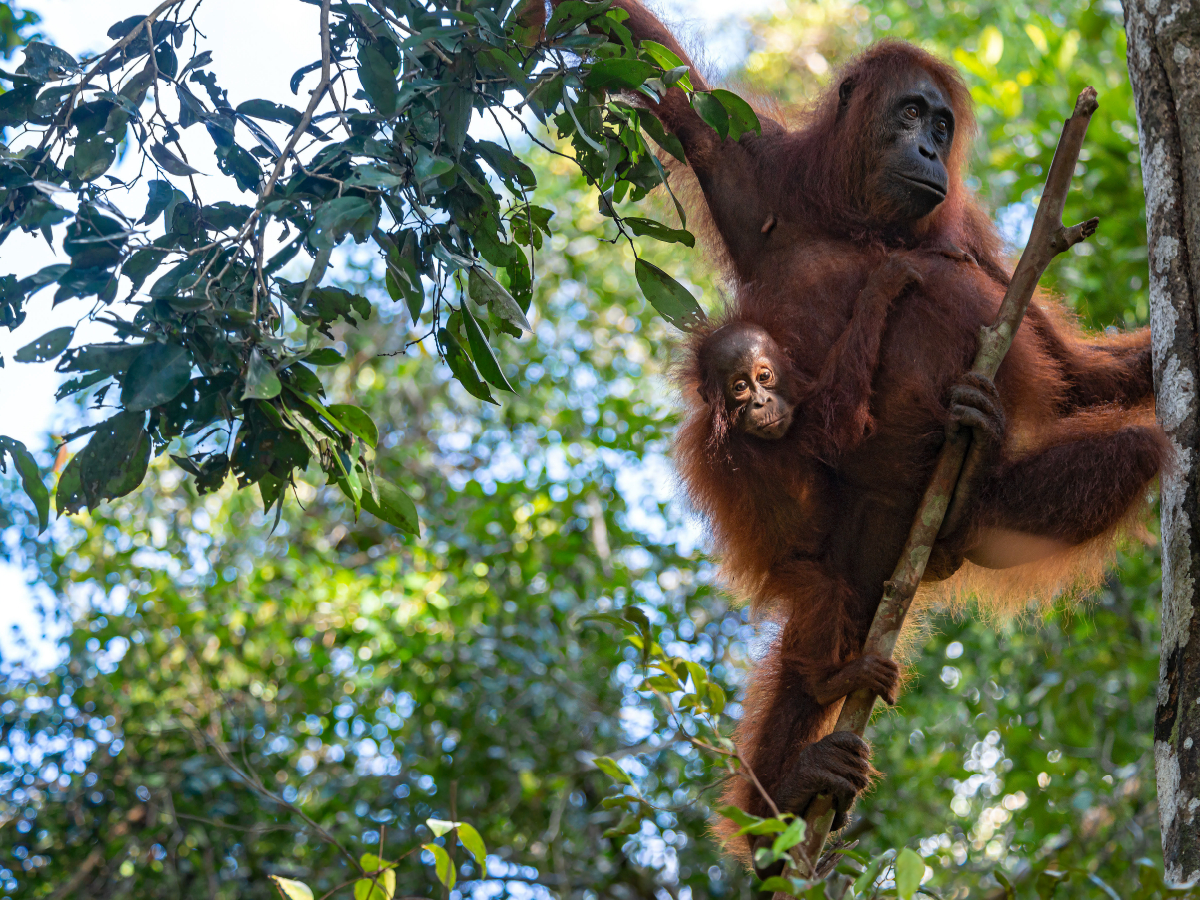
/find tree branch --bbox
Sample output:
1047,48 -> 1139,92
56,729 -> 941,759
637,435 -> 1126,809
793,87 -> 1102,878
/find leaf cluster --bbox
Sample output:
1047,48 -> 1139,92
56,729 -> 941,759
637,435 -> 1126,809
0,0 -> 748,531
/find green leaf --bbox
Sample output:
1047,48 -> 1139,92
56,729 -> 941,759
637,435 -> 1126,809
237,98 -> 303,127
360,479 -> 420,534
639,40 -> 684,70
757,876 -> 801,894
474,139 -> 537,189
639,113 -> 686,163
853,850 -> 895,895
771,817 -> 805,854
461,302 -> 515,393
456,823 -> 487,879
121,343 -> 192,411
304,348 -> 345,366
712,88 -> 761,139
354,854 -> 396,900
715,805 -> 761,829
706,681 -> 726,714
74,134 -> 118,182
623,217 -> 694,247
140,179 -> 176,226
243,350 -> 282,400
439,327 -> 496,404
691,92 -> 728,140
634,259 -> 705,329
895,847 -> 924,900
77,410 -> 151,508
311,197 -> 378,250
545,0 -> 612,37
270,876 -> 315,900
55,452 -> 84,516
422,843 -> 455,890
358,43 -> 399,117
414,146 -> 455,182
346,165 -> 405,189
151,142 -> 202,176
736,817 -> 789,836
468,267 -> 532,333
0,436 -> 49,532
328,404 -> 379,447
592,756 -> 634,785
995,868 -> 1017,900
426,819 -> 459,838
1035,869 -> 1069,899
15,327 -> 73,363
602,816 -> 641,838
584,58 -> 656,91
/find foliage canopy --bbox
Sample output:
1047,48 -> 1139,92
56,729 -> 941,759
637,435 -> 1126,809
0,0 -> 744,532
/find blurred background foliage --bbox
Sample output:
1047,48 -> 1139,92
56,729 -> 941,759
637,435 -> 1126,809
0,1 -> 36,61
0,0 -> 1171,899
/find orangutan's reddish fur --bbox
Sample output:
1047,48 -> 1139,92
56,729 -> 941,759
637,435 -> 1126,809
531,0 -> 1169,851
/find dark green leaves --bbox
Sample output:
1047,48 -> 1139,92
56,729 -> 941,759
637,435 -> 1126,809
236,98 -> 309,130
624,217 -> 694,247
468,267 -> 531,333
711,89 -> 762,140
310,197 -> 379,251
0,435 -> 48,532
243,350 -> 282,400
21,41 -> 79,80
584,58 -> 655,90
690,90 -> 762,142
140,179 -> 174,225
360,479 -> 420,534
358,44 -> 399,116
60,410 -> 151,513
634,259 -> 705,329
121,343 -> 193,411
0,0 -> 763,523
462,303 -> 515,393
328,404 -> 378,447
15,326 -> 73,362
150,142 -> 202,176
439,327 -> 495,405
691,92 -> 729,140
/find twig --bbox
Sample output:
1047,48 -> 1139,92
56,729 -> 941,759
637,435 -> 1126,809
32,0 -> 188,168
793,87 -> 1102,878
195,0 -> 333,311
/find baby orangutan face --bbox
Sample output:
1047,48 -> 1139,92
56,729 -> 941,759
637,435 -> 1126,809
704,323 -> 794,440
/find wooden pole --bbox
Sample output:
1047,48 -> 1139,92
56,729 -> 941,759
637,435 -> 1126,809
791,87 -> 1101,878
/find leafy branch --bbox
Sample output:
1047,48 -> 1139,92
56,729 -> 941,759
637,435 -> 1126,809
0,0 -> 741,533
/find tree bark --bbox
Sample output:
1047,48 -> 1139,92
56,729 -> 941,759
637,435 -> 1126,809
1125,1 -> 1200,884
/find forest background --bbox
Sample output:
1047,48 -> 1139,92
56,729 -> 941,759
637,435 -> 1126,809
0,0 -> 1174,898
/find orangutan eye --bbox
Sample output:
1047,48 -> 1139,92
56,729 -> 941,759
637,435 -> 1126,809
733,380 -> 749,394
757,369 -> 772,383
904,105 -> 919,120
935,118 -> 948,135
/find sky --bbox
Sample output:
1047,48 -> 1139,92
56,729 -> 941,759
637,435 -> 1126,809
0,0 -> 775,666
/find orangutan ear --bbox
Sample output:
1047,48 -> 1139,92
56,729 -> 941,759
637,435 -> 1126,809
838,78 -> 856,110
697,384 -> 713,404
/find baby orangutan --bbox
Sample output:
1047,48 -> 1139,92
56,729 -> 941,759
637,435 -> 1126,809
684,254 -> 1014,875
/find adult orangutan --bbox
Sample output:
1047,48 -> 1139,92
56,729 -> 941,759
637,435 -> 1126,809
530,0 -> 1168,870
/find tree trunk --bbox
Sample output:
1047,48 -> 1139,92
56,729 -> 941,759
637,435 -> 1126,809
1125,1 -> 1200,883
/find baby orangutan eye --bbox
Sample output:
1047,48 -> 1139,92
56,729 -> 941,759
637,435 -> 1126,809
733,380 -> 749,393
757,369 -> 772,383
